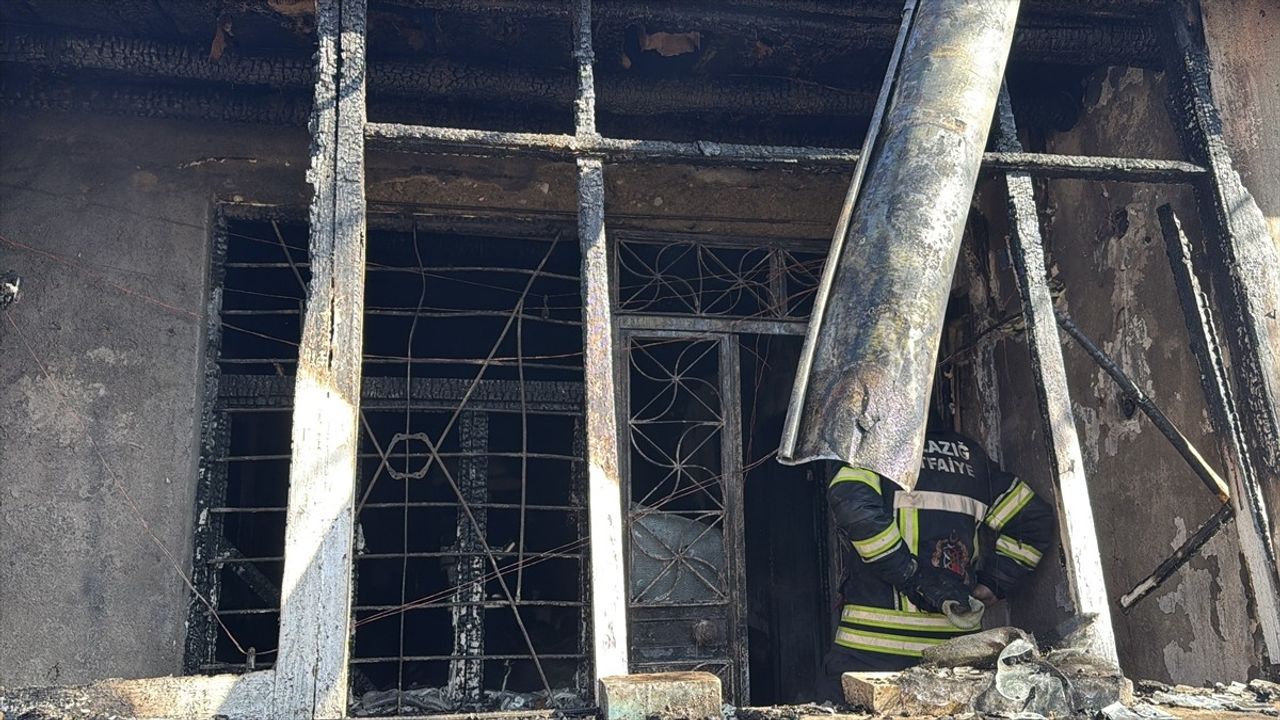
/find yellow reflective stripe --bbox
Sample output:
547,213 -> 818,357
841,604 -> 966,632
898,507 -> 919,612
900,507 -> 920,555
831,467 -> 881,493
851,522 -> 902,561
996,534 -> 1042,568
835,627 -> 945,657
986,480 -> 1034,530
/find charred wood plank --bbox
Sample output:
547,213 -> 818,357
995,87 -> 1119,666
1157,203 -> 1280,655
271,0 -> 367,716
574,0 -> 630,687
1055,311 -> 1232,503
1118,504 -> 1233,611
0,28 -> 875,120
364,122 -> 1208,181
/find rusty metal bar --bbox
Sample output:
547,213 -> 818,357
781,0 -> 1019,488
995,87 -> 1119,666
1056,312 -> 1231,503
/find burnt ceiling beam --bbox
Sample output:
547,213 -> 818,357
379,0 -> 1163,21
0,29 -> 876,119
373,0 -> 1161,66
364,122 -> 1207,183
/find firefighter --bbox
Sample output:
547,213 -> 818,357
815,427 -> 1054,702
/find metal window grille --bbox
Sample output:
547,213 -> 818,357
188,214 -> 592,713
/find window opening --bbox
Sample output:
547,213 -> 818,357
190,215 -> 592,714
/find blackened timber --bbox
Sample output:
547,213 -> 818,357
781,0 -> 1018,485
1157,203 -> 1280,653
1,29 -> 875,120
574,0 -> 629,687
448,412 -> 488,705
1118,505 -> 1234,610
217,375 -> 584,413
1166,4 -> 1280,560
377,0 -> 1162,66
995,87 -> 1119,666
272,0 -> 366,716
364,123 -> 1208,181
1056,311 -> 1231,503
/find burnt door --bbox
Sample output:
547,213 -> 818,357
620,332 -> 748,703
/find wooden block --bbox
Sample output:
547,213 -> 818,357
599,671 -> 722,720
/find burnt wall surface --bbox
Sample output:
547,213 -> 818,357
0,108 -> 844,687
0,111 -> 309,687
999,68 -> 1261,684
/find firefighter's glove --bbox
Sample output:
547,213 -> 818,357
901,564 -> 971,614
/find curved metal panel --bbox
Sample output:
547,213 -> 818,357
780,0 -> 1021,489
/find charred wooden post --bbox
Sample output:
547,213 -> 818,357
1165,3 -> 1280,566
272,0 -> 367,716
994,88 -> 1119,667
1157,204 -> 1280,656
782,0 -> 1021,489
573,0 -> 630,687
448,412 -> 489,705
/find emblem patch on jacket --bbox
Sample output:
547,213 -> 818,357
931,532 -> 972,581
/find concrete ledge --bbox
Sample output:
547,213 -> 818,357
600,671 -> 722,720
0,671 -> 274,720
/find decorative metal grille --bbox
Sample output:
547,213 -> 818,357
616,235 -> 824,320
622,334 -> 748,703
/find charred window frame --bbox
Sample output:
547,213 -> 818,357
187,210 -> 598,711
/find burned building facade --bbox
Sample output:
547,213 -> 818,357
1,0 -> 1279,718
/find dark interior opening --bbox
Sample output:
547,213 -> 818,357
740,335 -> 829,706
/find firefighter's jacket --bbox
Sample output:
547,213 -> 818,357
830,430 -> 1054,660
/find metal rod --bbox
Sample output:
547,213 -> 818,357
1056,311 -> 1231,503
1119,504 -> 1233,610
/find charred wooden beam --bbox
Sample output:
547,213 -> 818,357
0,29 -> 876,119
1118,504 -> 1234,611
995,86 -> 1119,666
1056,311 -> 1232,503
365,122 -> 1209,181
272,0 -> 367,716
573,0 -> 630,688
1157,202 -> 1280,653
